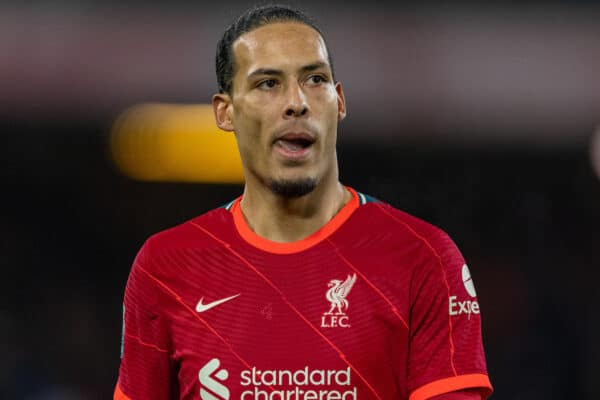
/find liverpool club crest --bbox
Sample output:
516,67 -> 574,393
321,273 -> 357,328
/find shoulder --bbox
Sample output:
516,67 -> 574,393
348,190 -> 467,287
358,194 -> 472,299
134,204 -> 235,274
352,190 -> 459,258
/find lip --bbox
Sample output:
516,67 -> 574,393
273,131 -> 316,143
273,131 -> 315,161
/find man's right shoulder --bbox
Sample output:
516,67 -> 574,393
135,202 -> 238,267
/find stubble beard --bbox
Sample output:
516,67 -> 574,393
268,177 -> 317,198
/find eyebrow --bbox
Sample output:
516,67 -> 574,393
247,62 -> 330,80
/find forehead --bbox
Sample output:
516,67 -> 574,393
232,22 -> 329,72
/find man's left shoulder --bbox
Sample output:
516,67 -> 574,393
352,190 -> 455,251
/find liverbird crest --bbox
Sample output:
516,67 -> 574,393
324,273 -> 357,315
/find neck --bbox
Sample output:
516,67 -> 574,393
239,173 -> 351,243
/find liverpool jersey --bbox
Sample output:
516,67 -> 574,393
115,187 -> 492,400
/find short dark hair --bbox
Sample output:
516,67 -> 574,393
215,4 -> 334,94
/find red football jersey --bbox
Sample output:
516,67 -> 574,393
115,188 -> 492,400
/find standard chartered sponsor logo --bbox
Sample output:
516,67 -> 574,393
199,358 -> 230,400
199,362 -> 357,400
240,366 -> 356,399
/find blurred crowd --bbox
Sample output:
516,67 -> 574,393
1,119 -> 599,398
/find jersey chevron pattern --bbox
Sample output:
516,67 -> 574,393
115,187 -> 492,400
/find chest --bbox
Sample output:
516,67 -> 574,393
163,247 -> 412,399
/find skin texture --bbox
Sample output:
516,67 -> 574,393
213,22 -> 349,242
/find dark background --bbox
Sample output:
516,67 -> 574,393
1,1 -> 599,399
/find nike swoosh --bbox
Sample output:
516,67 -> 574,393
196,293 -> 241,313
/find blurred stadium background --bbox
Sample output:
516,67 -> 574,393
1,1 -> 599,399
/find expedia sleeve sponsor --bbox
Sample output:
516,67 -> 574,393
448,295 -> 480,318
448,265 -> 481,319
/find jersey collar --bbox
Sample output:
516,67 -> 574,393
230,187 -> 359,254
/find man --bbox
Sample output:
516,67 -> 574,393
115,5 -> 493,400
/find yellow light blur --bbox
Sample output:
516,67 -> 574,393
110,103 -> 244,183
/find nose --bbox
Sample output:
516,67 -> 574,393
283,82 -> 309,118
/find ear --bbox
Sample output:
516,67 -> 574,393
212,93 -> 234,132
335,82 -> 347,122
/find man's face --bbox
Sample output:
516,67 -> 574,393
214,22 -> 346,197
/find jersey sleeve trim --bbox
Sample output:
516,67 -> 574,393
114,382 -> 132,400
409,373 -> 493,400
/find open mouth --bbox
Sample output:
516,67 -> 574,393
274,132 -> 316,157
277,137 -> 314,151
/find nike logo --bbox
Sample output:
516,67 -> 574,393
196,293 -> 241,313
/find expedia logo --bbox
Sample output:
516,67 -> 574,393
199,358 -> 230,400
449,264 -> 480,319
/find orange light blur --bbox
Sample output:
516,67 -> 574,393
110,103 -> 244,183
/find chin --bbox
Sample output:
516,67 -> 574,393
268,177 -> 317,198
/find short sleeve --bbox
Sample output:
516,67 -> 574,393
407,230 -> 493,400
115,244 -> 178,399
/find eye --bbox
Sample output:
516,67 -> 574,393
258,79 -> 278,89
307,75 -> 327,85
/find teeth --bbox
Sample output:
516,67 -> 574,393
279,140 -> 303,151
